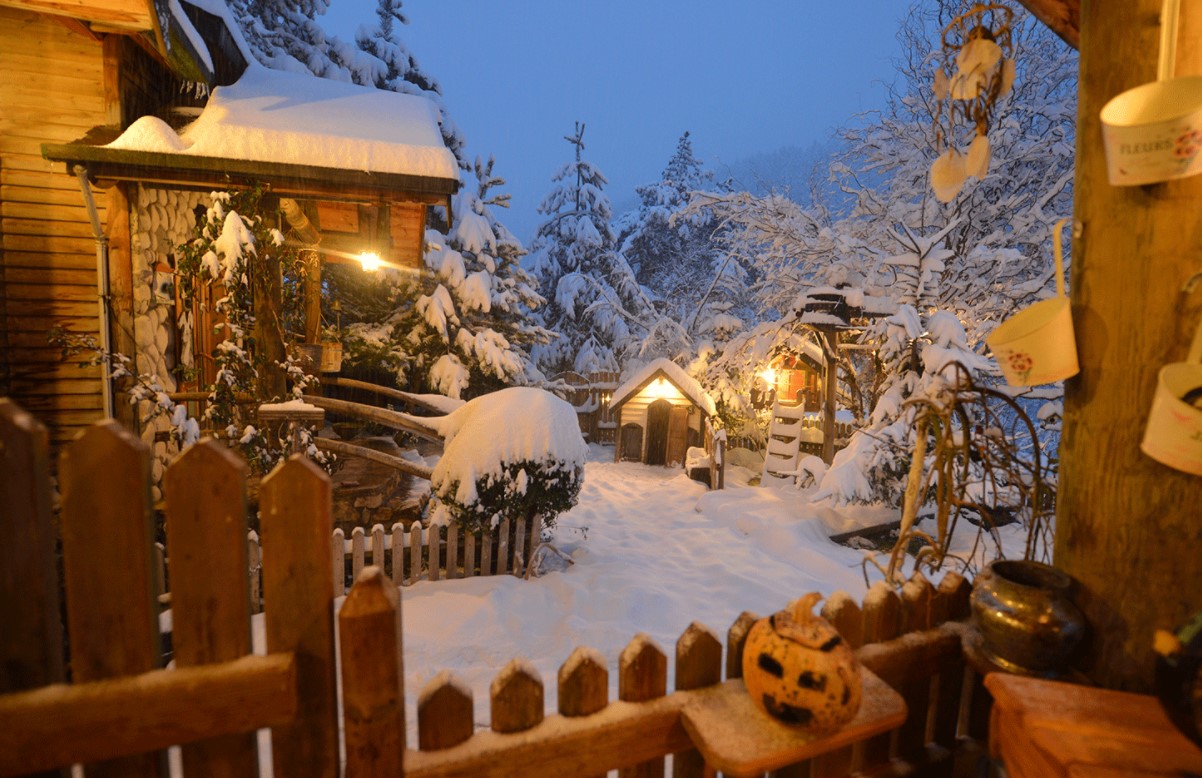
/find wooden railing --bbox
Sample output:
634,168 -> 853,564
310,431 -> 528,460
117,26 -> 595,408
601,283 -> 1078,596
0,398 -> 990,777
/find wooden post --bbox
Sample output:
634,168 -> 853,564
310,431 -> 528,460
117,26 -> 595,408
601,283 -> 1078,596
498,517 -> 511,575
303,249 -> 322,344
352,526 -> 366,581
822,329 -> 839,464
331,528 -> 345,598
0,401 -> 65,778
812,592 -> 864,777
252,246 -> 286,400
464,531 -> 477,578
392,524 -> 406,585
618,634 -> 668,778
410,523 -> 423,583
558,646 -> 609,778
340,566 -> 404,777
430,524 -> 441,582
164,440 -> 257,776
1057,0 -> 1202,690
446,525 -> 459,580
673,623 -> 722,778
58,420 -> 164,777
859,583 -> 901,768
261,456 -> 338,778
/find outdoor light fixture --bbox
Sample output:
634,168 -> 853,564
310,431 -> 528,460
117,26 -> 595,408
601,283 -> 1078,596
759,367 -> 777,386
357,251 -> 383,272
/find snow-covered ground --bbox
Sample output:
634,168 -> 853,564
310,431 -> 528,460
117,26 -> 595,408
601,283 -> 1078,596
391,443 -> 1025,732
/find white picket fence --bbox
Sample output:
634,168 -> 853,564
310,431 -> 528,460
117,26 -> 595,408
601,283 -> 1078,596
153,516 -> 543,611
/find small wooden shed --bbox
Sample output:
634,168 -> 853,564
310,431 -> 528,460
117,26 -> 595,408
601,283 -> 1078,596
609,358 -> 715,467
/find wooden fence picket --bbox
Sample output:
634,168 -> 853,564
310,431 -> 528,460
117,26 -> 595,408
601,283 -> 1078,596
261,456 -> 338,778
498,517 -> 510,575
392,524 -> 405,586
811,591 -> 863,777
410,523 -> 423,583
446,525 -> 459,579
464,531 -> 477,578
526,516 -> 538,570
351,527 -> 366,582
59,420 -> 164,777
558,646 -> 608,778
164,439 -> 257,776
724,611 -> 759,680
331,528 -> 345,598
430,525 -> 441,582
490,658 -> 544,733
372,525 -> 386,575
860,581 -> 901,767
895,573 -> 935,766
618,634 -> 668,778
339,566 -> 404,777
673,623 -> 721,778
481,527 -> 493,577
934,571 -> 972,624
514,518 -> 526,577
419,671 -> 474,750
0,401 -> 64,778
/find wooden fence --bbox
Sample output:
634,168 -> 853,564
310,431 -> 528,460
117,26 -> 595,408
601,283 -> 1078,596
0,398 -> 992,777
550,370 -> 620,444
157,518 -> 543,614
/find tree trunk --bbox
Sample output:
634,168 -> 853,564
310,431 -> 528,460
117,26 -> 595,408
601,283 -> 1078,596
1057,0 -> 1202,690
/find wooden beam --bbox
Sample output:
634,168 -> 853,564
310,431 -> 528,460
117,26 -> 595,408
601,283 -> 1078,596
0,0 -> 152,29
1057,0 -> 1202,690
313,438 -> 434,481
1015,0 -> 1080,50
0,653 -> 297,776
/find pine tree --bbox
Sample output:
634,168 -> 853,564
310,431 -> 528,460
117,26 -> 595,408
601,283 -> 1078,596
338,159 -> 549,399
530,122 -> 651,376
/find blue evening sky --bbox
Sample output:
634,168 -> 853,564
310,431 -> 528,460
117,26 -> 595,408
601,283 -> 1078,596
321,1 -> 910,243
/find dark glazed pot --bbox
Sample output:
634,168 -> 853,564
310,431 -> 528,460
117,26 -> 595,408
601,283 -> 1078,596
970,559 -> 1086,675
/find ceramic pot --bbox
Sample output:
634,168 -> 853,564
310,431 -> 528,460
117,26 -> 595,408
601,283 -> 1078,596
970,560 -> 1086,675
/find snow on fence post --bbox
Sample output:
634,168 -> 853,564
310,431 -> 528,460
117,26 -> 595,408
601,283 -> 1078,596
351,527 -> 366,583
418,671 -> 473,750
463,531 -> 477,578
339,566 -> 404,777
331,529 -> 345,598
618,634 -> 668,778
409,523 -> 423,584
164,439 -> 258,775
497,517 -> 510,575
59,420 -> 164,776
248,533 -> 262,615
0,400 -> 65,727
673,623 -> 722,778
260,456 -> 338,778
446,525 -> 459,580
391,524 -> 405,586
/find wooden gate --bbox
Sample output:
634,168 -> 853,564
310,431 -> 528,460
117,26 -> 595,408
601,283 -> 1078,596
667,405 -> 689,467
619,423 -> 643,461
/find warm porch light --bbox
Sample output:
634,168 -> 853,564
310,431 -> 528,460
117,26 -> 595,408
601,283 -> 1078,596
759,367 -> 777,387
357,251 -> 383,271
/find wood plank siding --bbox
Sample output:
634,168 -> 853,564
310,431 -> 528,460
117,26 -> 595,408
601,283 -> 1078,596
1,7 -> 108,445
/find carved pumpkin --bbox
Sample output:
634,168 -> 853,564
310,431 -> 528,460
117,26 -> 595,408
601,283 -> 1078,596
742,593 -> 862,731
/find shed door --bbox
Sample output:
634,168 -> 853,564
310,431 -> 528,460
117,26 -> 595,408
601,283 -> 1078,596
666,406 -> 689,467
646,399 -> 671,465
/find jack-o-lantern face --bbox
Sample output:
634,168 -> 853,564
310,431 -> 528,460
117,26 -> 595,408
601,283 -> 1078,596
742,593 -> 862,732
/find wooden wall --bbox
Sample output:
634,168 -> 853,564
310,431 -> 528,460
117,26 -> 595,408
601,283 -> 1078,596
0,7 -> 109,448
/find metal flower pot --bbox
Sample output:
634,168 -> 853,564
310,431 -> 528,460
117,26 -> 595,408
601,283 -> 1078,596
970,559 -> 1086,675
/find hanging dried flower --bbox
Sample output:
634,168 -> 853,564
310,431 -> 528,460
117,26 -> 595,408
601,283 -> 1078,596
929,2 -> 1015,202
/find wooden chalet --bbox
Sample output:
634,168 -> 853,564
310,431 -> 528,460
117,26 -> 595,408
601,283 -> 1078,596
0,0 -> 459,455
610,357 -> 715,467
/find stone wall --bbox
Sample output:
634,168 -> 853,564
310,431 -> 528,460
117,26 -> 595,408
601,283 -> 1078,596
130,185 -> 205,500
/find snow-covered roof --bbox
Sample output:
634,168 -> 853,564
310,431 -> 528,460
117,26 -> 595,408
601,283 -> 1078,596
610,358 -> 717,416
104,65 -> 459,181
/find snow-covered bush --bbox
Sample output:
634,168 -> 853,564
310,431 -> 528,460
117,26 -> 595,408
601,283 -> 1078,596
428,387 -> 587,535
816,305 -> 992,506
